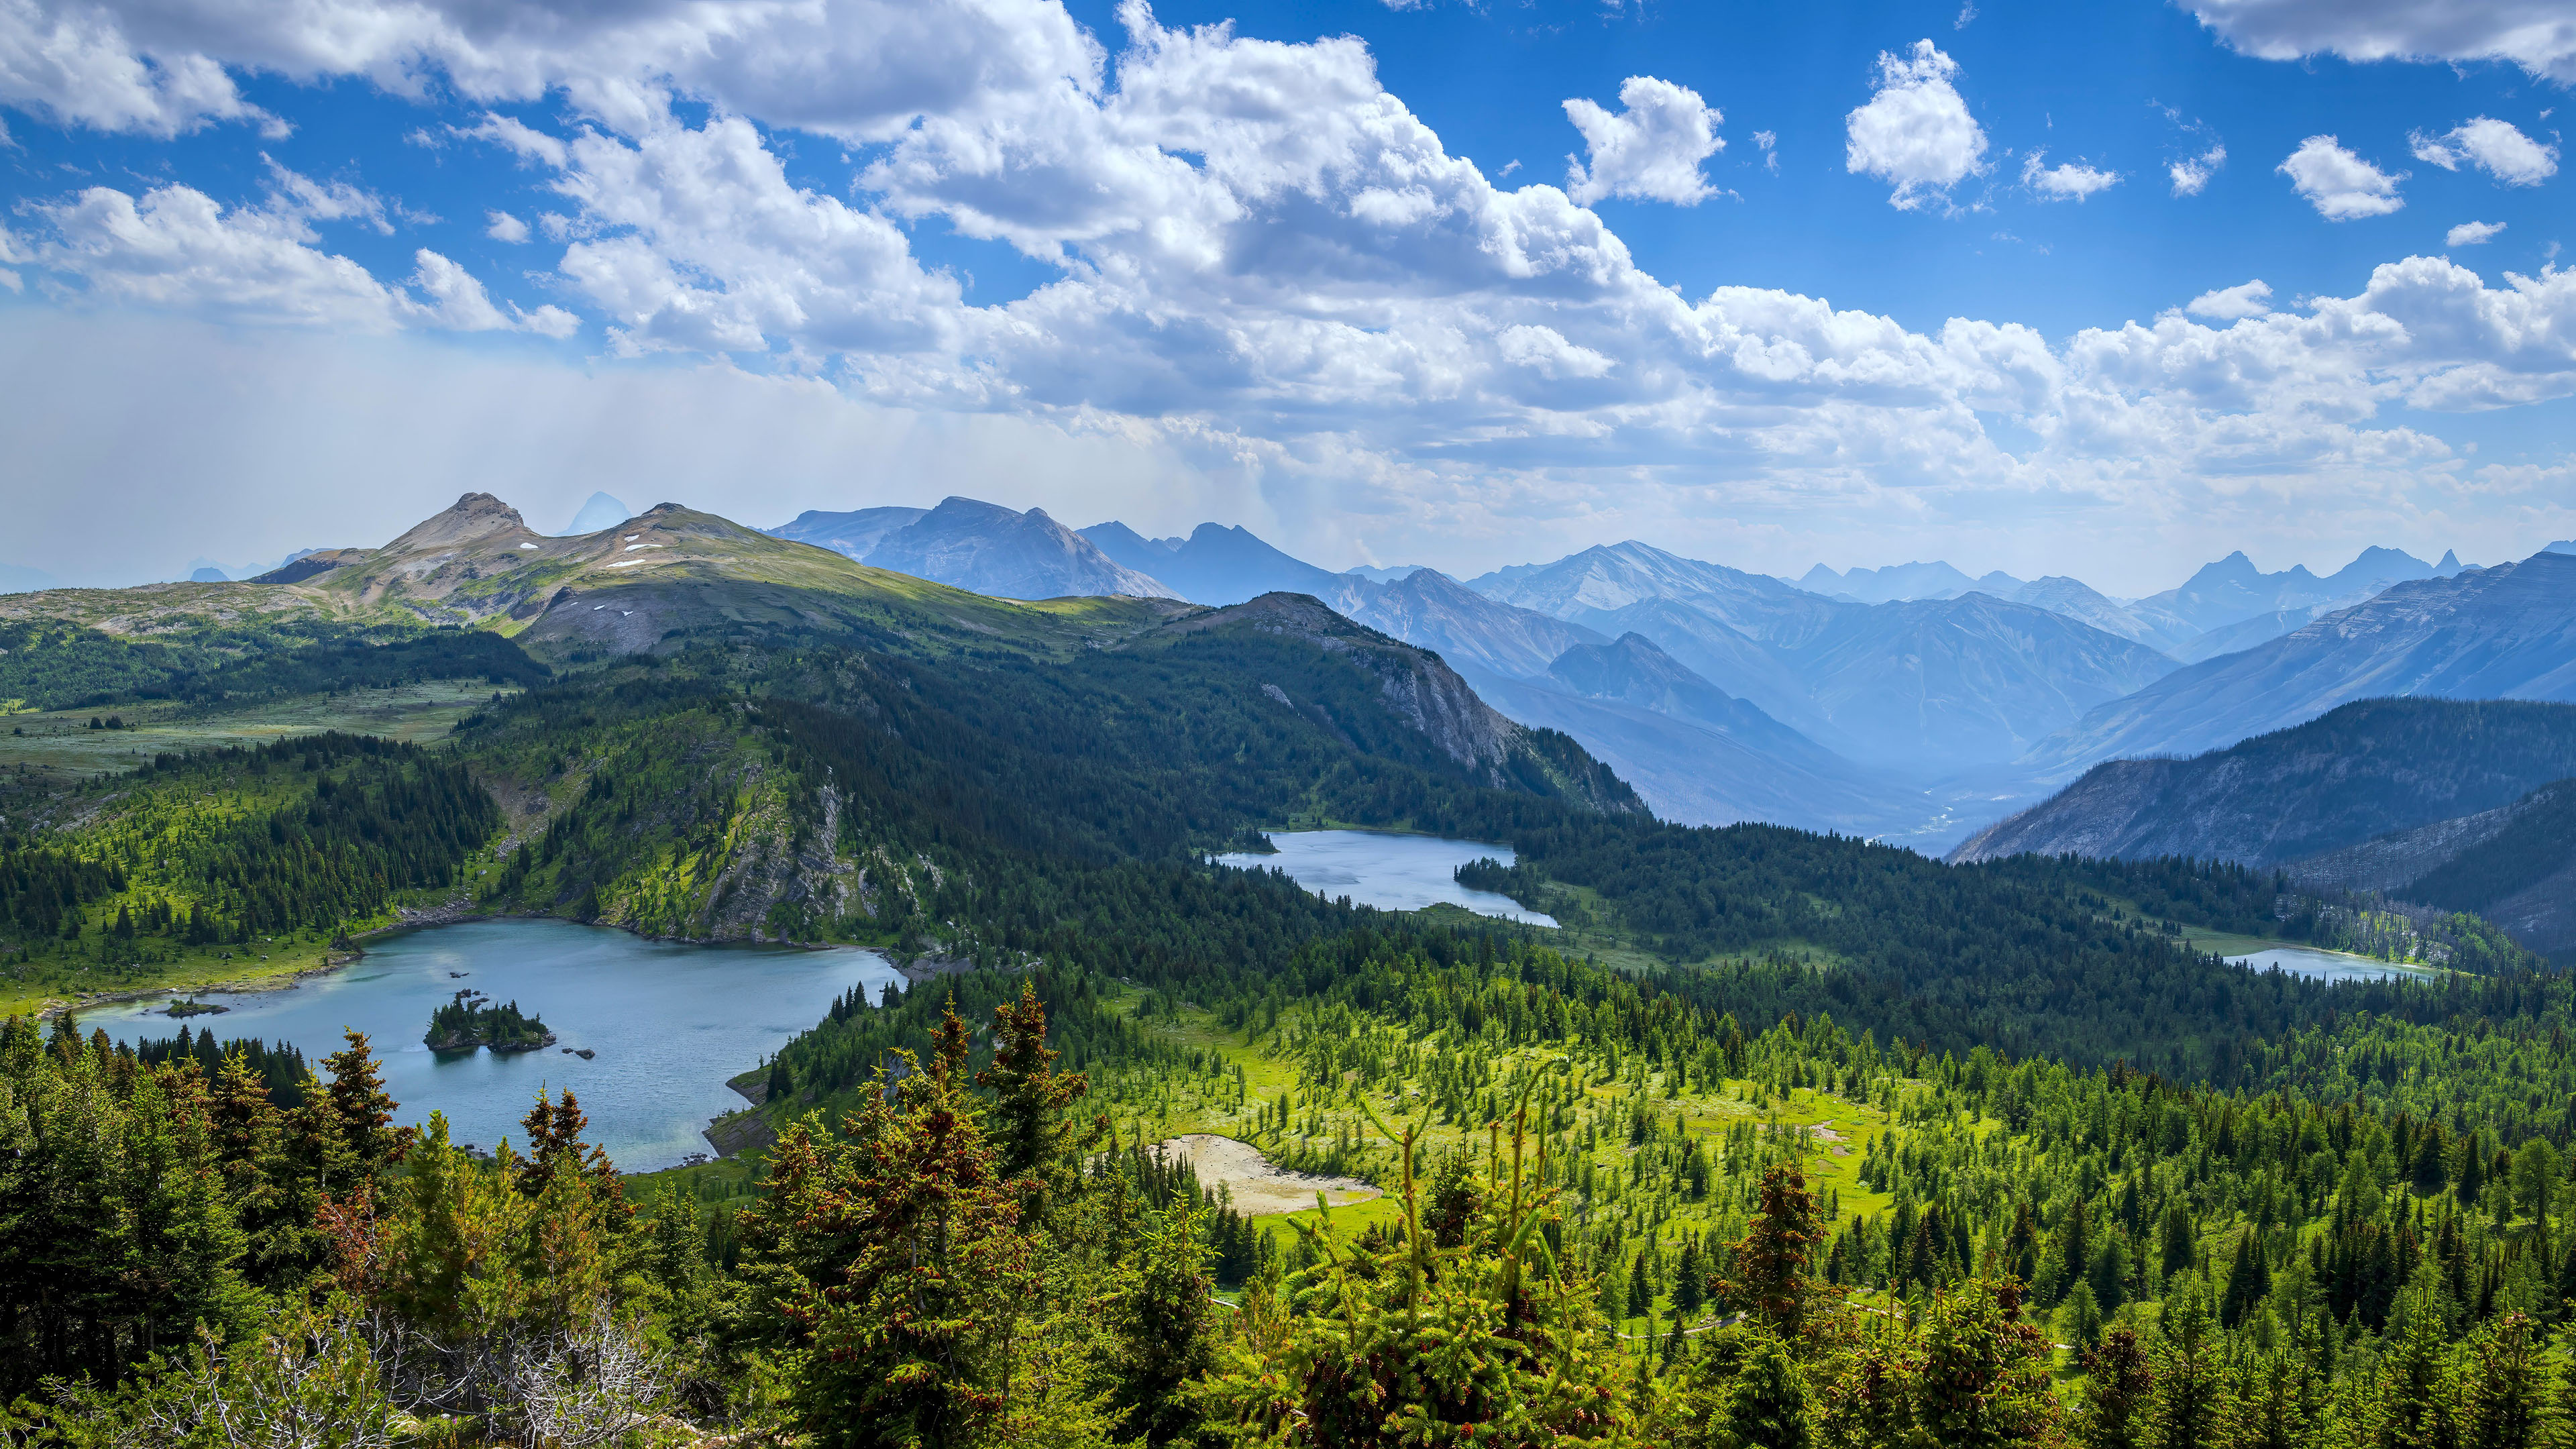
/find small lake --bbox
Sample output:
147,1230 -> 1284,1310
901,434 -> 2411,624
1212,830 -> 1557,926
82,919 -> 905,1173
2227,945 -> 2440,985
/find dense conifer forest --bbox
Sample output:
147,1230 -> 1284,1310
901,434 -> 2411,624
4,621 -> 2576,1446
0,621 -> 548,712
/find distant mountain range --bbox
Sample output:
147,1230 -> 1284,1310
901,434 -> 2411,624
1079,521 -> 1346,604
771,497 -> 1179,601
1792,560 -> 2026,605
752,496 -> 2567,845
1784,545 -> 2471,665
2021,551 -> 2576,775
1949,698 -> 2576,955
1951,698 -> 2576,866
1462,540 -> 2173,771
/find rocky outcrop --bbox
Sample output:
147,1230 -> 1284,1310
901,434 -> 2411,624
694,782 -> 867,941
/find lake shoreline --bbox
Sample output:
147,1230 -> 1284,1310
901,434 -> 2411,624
1211,828 -> 1556,926
77,918 -> 908,1174
35,902 -> 920,1021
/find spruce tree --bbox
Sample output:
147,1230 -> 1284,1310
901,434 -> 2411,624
976,981 -> 1090,1225
2459,1311 -> 2543,1449
2078,1326 -> 2154,1449
319,1030 -> 409,1177
1713,1326 -> 1812,1449
1720,1165 -> 1821,1340
2218,1230 -> 2269,1329
2146,1273 -> 2231,1449
2371,1282 -> 2455,1449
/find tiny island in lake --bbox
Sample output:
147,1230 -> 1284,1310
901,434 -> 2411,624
423,989 -> 557,1053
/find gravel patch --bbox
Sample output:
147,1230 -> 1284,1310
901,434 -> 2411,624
1157,1133 -> 1382,1216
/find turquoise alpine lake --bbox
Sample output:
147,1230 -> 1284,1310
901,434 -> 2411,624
82,919 -> 906,1173
1212,830 -> 1557,926
2226,944 -> 2440,984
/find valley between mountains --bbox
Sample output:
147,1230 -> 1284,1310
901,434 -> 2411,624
7,490 -> 2576,1447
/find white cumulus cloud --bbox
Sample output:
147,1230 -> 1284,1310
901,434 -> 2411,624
1844,40 -> 1987,211
2186,279 -> 2273,319
2023,150 -> 2120,201
2170,144 -> 2226,197
2279,136 -> 2405,219
485,209 -> 529,243
2410,117 -> 2559,186
6,0 -> 2576,576
2447,220 -> 2506,246
1562,75 -> 1721,207
20,164 -> 576,336
2186,0 -> 2576,85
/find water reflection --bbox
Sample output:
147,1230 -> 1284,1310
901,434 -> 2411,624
2226,944 -> 2438,984
1213,830 -> 1557,926
83,918 -> 904,1173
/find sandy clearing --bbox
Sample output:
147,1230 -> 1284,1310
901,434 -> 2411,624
1158,1134 -> 1382,1216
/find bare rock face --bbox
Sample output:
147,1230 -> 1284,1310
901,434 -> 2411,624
695,782 -> 867,942
384,493 -> 533,552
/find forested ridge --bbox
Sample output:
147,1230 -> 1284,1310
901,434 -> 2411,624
0,620 -> 545,712
5,613 -> 2576,1445
0,733 -> 500,1006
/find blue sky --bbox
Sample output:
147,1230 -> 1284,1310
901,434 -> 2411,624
1,0 -> 2571,592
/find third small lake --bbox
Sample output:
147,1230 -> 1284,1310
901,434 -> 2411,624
1211,830 -> 1556,926
2226,944 -> 2441,984
82,918 -> 905,1173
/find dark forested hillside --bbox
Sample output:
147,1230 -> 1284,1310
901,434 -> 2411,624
0,732 -> 496,974
1953,697 -> 2576,867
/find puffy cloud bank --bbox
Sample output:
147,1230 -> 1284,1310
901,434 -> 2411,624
2187,0 -> 2576,85
0,0 -> 2571,570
